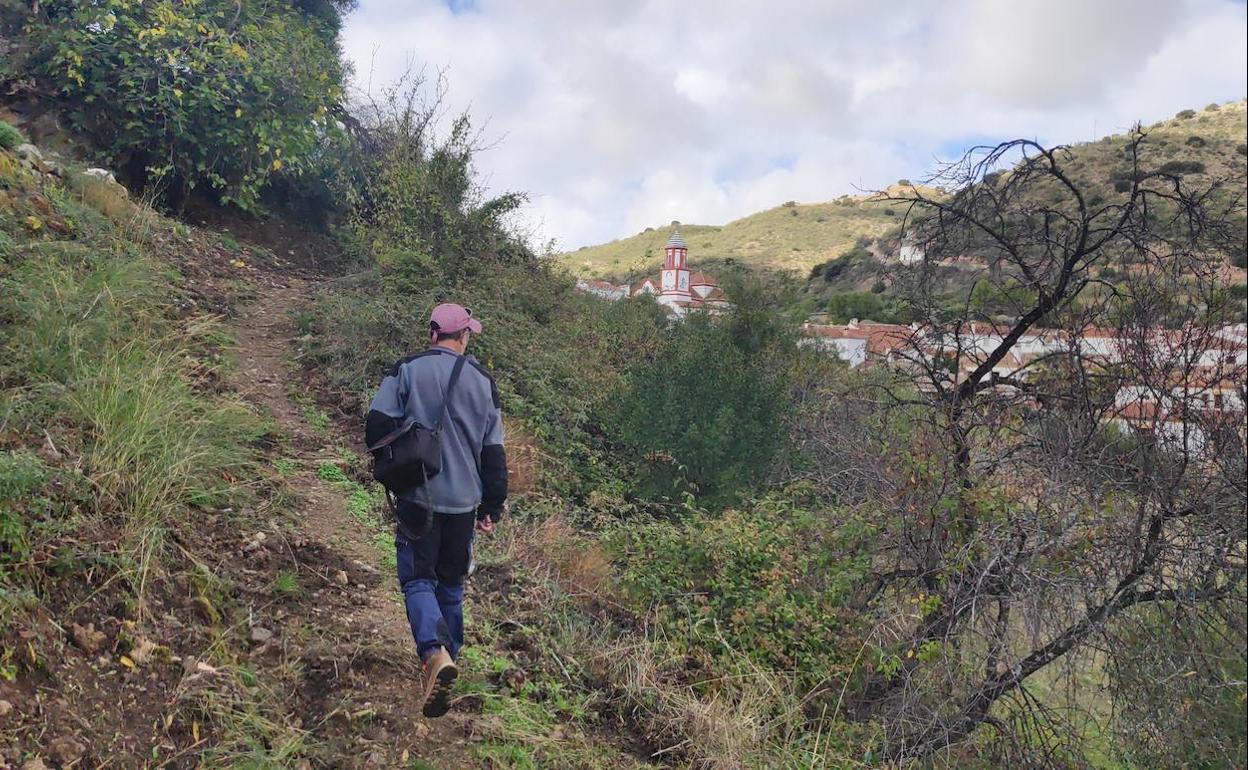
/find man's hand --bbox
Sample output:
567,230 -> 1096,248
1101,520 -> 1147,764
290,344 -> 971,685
476,501 -> 507,534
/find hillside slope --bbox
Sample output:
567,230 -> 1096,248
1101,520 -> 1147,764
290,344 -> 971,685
562,192 -> 912,277
563,99 -> 1247,281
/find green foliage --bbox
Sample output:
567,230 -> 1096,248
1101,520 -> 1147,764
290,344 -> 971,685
29,0 -> 346,209
825,290 -> 883,322
969,278 -> 1038,319
611,492 -> 872,684
0,121 -> 24,151
345,83 -> 529,279
1175,109 -> 1197,120
610,303 -> 790,506
1159,159 -> 1206,175
316,461 -> 349,484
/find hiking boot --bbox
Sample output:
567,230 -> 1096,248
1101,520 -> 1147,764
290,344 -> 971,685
421,646 -> 458,718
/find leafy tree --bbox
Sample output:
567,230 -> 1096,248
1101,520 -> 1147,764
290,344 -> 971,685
612,300 -> 791,507
27,0 -> 347,209
826,290 -> 883,322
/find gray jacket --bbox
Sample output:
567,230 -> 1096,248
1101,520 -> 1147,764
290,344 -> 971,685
366,348 -> 507,515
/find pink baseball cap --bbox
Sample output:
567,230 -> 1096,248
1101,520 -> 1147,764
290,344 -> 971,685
429,303 -> 482,336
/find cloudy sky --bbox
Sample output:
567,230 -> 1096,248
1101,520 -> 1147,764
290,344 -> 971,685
342,0 -> 1247,250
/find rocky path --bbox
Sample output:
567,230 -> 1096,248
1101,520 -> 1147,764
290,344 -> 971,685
226,270 -> 481,769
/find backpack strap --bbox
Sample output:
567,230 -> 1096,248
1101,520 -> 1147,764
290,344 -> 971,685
434,354 -> 468,435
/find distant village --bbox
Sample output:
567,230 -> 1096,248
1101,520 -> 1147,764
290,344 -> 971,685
575,230 -> 731,317
802,318 -> 1246,451
575,227 -> 1246,451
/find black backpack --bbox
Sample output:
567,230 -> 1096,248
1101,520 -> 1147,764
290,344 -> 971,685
367,354 -> 467,495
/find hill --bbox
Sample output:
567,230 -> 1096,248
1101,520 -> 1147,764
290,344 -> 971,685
799,99 -> 1248,321
564,99 -> 1248,289
560,186 -> 932,278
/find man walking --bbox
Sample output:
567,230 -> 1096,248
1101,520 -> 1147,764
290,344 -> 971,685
365,303 -> 508,718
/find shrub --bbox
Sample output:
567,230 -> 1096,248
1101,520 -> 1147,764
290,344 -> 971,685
28,1 -> 347,209
1159,160 -> 1206,175
1185,135 -> 1207,148
1204,102 -> 1220,111
826,291 -> 883,323
611,305 -> 791,507
610,493 -> 873,684
0,121 -> 24,151
897,178 -> 911,186
1176,109 -> 1197,120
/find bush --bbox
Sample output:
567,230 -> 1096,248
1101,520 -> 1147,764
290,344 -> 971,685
1185,135 -> 1207,148
611,303 -> 791,507
1176,109 -> 1197,120
0,121 -> 24,151
826,291 -> 883,323
610,493 -> 873,684
28,1 -> 347,209
1159,160 -> 1206,175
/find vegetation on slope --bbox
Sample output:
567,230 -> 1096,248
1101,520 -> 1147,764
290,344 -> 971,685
4,0 -> 350,211
560,189 -> 922,277
802,100 -> 1248,322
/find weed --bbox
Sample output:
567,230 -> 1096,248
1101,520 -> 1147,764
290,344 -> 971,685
273,457 -> 296,476
316,461 -> 349,484
345,487 -> 375,524
0,121 -> 25,150
271,570 -> 298,596
375,531 -> 397,571
297,396 -> 331,435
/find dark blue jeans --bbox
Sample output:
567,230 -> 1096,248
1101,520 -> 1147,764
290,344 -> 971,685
394,505 -> 475,660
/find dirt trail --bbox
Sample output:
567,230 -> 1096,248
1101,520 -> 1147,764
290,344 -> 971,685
227,270 -> 481,768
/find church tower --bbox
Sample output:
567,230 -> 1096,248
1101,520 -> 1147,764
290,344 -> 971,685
660,229 -> 690,298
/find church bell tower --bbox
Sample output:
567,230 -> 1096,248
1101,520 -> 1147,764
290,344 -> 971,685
660,229 -> 690,297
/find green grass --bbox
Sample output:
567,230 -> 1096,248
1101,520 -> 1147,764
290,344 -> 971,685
297,395 -> 331,435
0,121 -> 25,151
1,216 -> 262,594
271,570 -> 299,596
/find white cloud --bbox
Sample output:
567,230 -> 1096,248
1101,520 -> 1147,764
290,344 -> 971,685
341,0 -> 1247,252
